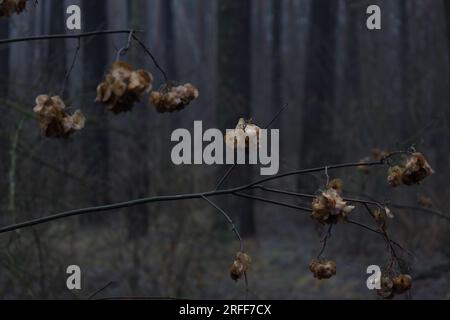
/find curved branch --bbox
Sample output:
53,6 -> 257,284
201,195 -> 243,251
0,158 -> 400,235
0,29 -> 144,45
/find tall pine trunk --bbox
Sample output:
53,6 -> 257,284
217,0 -> 255,236
272,0 -> 282,111
300,0 -> 338,168
81,0 -> 110,222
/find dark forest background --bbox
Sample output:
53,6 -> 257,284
0,0 -> 449,299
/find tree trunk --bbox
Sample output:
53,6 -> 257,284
81,0 -> 110,223
161,0 -> 177,80
300,0 -> 338,168
0,20 -> 9,192
272,0 -> 282,111
217,0 -> 255,236
0,20 -> 8,97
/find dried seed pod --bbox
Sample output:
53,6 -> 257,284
373,208 -> 387,232
387,153 -> 434,187
229,252 -> 251,282
0,0 -> 26,17
96,61 -> 153,114
402,153 -> 434,185
33,95 -> 85,138
392,274 -> 412,294
129,69 -> 153,93
387,166 -> 405,187
326,178 -> 343,194
377,273 -> 412,299
377,275 -> 395,299
149,82 -> 199,113
309,260 -> 336,280
224,118 -> 261,150
311,183 -> 355,225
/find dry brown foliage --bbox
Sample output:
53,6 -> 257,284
149,82 -> 199,113
309,260 -> 337,280
377,273 -> 412,299
0,0 -> 26,17
33,95 -> 85,138
229,252 -> 252,282
388,153 -> 434,187
224,118 -> 261,150
96,61 -> 153,114
311,180 -> 355,225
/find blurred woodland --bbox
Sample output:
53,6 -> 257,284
0,0 -> 449,299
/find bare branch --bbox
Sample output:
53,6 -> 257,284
60,37 -> 81,97
132,35 -> 169,82
201,195 -> 243,251
0,29 -> 144,45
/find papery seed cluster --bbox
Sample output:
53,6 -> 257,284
309,260 -> 337,280
96,61 -> 154,114
377,274 -> 412,299
149,83 -> 199,113
224,118 -> 261,150
388,153 -> 434,187
229,252 -> 251,281
0,0 -> 26,17
311,179 -> 355,225
33,95 -> 86,138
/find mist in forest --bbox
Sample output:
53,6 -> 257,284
0,0 -> 449,300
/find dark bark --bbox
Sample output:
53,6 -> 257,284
0,20 -> 8,96
344,1 -> 361,106
161,0 -> 177,80
272,0 -> 282,110
81,0 -> 110,222
47,0 -> 66,90
300,0 -> 338,167
0,20 -> 9,188
217,0 -> 255,236
126,0 -> 150,239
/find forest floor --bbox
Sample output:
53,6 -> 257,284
0,200 -> 448,300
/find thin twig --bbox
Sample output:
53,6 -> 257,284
201,195 -> 243,251
87,281 -> 115,300
317,224 -> 333,259
60,37 -> 81,97
258,186 -> 387,208
132,35 -> 169,82
0,29 -> 144,45
362,203 -> 402,271
345,189 -> 450,221
116,30 -> 134,61
233,192 -> 311,213
345,219 -> 413,257
0,159 -> 391,235
244,272 -> 249,300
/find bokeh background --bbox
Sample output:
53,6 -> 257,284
0,0 -> 449,299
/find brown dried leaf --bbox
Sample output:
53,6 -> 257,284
34,95 -> 85,138
229,252 -> 251,282
96,61 -> 154,114
149,82 -> 199,113
309,260 -> 336,280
